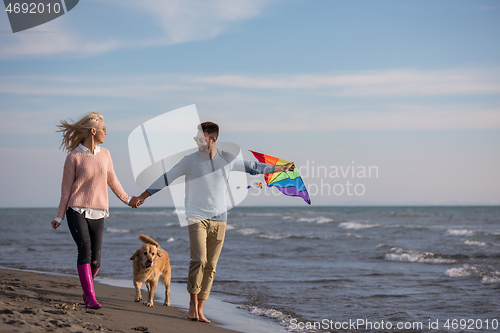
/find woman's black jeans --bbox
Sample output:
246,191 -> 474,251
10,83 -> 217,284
66,208 -> 104,270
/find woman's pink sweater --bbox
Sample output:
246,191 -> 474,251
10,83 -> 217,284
56,148 -> 129,220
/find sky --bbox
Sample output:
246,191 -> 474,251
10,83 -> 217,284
0,0 -> 499,208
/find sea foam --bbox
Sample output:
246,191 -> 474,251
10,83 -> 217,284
445,265 -> 500,285
445,265 -> 478,278
481,274 -> 500,285
384,248 -> 456,264
106,228 -> 130,234
463,240 -> 488,247
338,222 -> 379,230
238,304 -> 303,332
463,240 -> 500,248
259,233 -> 286,240
296,216 -> 334,224
237,228 -> 261,236
445,229 -> 474,237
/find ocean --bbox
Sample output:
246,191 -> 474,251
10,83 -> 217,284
1,206 -> 499,332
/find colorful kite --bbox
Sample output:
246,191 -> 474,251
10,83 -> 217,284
250,150 -> 311,205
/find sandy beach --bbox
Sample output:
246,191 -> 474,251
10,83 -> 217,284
0,268 -> 240,333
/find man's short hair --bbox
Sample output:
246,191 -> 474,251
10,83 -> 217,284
198,122 -> 219,140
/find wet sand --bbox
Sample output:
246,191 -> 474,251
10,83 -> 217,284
0,268 -> 240,333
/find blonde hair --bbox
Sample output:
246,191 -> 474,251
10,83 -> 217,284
57,112 -> 103,152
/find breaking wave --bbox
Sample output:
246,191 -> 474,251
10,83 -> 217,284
446,265 -> 500,285
238,304 -> 305,332
446,229 -> 474,237
384,248 -> 456,264
338,222 -> 380,230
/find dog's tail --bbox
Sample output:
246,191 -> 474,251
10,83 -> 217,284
138,234 -> 161,248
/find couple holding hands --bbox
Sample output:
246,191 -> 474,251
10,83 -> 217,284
51,112 -> 294,322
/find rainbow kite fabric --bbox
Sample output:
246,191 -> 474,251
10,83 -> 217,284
250,150 -> 311,205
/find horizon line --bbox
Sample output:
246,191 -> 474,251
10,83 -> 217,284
1,204 -> 499,209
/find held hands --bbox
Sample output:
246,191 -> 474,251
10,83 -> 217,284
129,196 -> 143,208
129,192 -> 151,208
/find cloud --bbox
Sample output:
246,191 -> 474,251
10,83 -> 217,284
220,107 -> 500,132
3,68 -> 500,97
0,0 -> 276,58
2,68 -> 500,132
0,21 -> 155,59
110,0 -> 275,44
190,68 -> 500,96
0,74 -> 200,97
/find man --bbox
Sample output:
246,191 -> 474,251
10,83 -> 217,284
132,122 -> 294,322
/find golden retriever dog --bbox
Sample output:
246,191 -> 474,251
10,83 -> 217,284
130,235 -> 171,307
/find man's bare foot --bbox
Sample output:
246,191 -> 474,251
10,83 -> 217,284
197,299 -> 210,323
198,314 -> 210,323
187,294 -> 198,321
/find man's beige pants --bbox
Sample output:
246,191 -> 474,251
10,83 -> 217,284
187,217 -> 227,300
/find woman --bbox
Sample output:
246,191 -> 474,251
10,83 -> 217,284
51,112 -> 133,309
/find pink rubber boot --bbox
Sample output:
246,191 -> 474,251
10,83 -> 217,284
91,266 -> 100,280
77,264 -> 101,309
